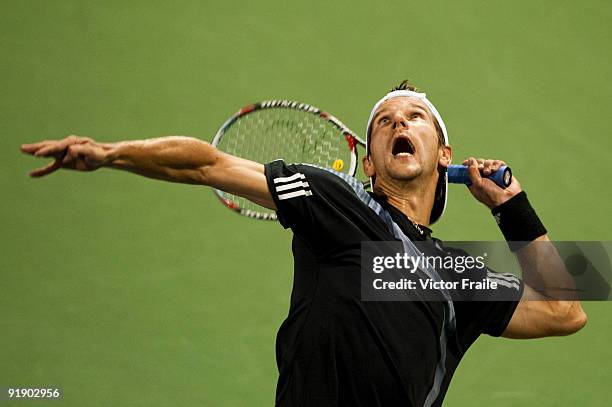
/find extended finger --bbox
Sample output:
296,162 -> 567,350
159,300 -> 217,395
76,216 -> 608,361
21,141 -> 50,153
34,136 -> 79,157
21,141 -> 61,155
30,159 -> 62,177
34,143 -> 67,157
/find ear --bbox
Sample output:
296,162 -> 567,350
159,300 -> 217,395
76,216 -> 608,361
362,155 -> 376,177
438,144 -> 452,168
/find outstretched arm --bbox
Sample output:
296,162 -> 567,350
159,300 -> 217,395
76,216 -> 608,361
463,157 -> 587,339
21,135 -> 276,210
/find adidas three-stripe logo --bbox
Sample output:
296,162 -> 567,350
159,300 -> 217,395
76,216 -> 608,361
486,271 -> 520,291
273,172 -> 312,200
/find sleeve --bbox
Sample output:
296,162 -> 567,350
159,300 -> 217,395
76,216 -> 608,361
264,160 -> 315,229
263,160 -> 362,247
438,244 -> 524,346
464,293 -> 523,337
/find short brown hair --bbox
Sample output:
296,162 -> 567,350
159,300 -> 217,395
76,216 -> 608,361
390,79 -> 420,93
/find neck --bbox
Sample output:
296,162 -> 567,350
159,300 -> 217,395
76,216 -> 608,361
373,175 -> 437,227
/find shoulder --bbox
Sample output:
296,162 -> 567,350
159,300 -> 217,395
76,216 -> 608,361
265,160 -> 360,197
263,160 -> 367,229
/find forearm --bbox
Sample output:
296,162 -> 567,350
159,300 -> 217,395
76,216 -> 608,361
464,159 -> 587,337
104,136 -> 219,184
497,223 -> 588,337
22,134 -> 275,208
516,235 -> 576,298
492,193 -> 576,299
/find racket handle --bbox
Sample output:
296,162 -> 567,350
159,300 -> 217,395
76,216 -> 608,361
447,164 -> 512,188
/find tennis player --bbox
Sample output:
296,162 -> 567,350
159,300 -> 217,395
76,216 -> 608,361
21,80 -> 587,406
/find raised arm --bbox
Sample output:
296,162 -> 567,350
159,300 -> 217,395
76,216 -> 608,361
21,135 -> 276,210
463,157 -> 587,339
502,235 -> 587,338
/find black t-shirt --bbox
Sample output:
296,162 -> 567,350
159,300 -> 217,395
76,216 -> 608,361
264,160 -> 523,407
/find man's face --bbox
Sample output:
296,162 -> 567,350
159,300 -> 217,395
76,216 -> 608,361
364,97 -> 450,186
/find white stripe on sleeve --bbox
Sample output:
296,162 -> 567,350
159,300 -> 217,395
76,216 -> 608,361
277,189 -> 313,201
273,173 -> 305,184
275,181 -> 310,192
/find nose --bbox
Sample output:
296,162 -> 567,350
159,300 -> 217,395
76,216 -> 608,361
391,112 -> 408,130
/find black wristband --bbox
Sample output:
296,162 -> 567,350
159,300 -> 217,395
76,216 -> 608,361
491,191 -> 547,251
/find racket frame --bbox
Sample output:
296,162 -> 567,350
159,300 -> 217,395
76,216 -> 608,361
211,100 -> 365,220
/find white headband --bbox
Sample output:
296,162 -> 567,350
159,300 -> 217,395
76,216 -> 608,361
365,90 -> 449,155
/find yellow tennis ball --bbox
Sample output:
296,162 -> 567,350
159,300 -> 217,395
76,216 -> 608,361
332,159 -> 344,171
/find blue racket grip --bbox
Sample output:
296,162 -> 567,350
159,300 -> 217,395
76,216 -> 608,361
447,164 -> 512,188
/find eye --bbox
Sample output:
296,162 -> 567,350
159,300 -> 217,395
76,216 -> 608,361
411,111 -> 424,120
378,116 -> 390,125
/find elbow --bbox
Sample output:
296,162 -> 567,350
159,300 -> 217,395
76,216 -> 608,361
569,308 -> 588,334
559,311 -> 587,336
551,302 -> 588,336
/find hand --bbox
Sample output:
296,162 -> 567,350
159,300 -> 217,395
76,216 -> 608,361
21,135 -> 110,177
462,157 -> 522,209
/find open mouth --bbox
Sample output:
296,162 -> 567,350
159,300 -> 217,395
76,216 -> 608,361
392,137 -> 415,157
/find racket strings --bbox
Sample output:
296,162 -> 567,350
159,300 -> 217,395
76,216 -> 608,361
216,108 -> 353,216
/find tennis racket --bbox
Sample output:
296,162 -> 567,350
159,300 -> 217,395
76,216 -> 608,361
448,164 -> 512,188
211,100 -> 367,220
211,100 -> 513,220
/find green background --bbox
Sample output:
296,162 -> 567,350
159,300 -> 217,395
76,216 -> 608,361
1,0 -> 610,405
